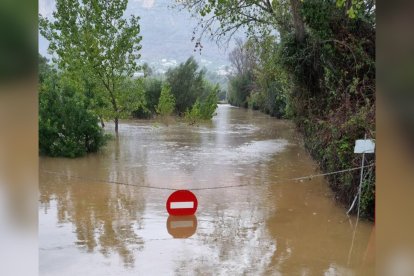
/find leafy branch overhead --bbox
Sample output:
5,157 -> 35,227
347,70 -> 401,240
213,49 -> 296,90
177,0 -> 375,48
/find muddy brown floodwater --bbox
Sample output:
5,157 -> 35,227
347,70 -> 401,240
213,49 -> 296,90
39,104 -> 374,275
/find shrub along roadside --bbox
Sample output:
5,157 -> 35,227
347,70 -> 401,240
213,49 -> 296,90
39,77 -> 108,158
298,104 -> 375,219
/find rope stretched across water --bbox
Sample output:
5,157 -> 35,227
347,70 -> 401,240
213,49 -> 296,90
41,163 -> 375,191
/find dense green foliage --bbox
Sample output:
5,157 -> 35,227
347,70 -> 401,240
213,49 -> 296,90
185,85 -> 218,124
180,0 -> 376,218
227,38 -> 290,118
156,84 -> 176,117
283,1 -> 375,218
132,78 -> 162,118
200,84 -> 219,119
227,39 -> 256,108
204,70 -> 228,101
39,56 -> 107,157
184,99 -> 202,125
166,57 -> 206,114
133,58 -> 220,121
40,0 -> 143,133
157,57 -> 220,121
228,73 -> 253,108
144,78 -> 163,114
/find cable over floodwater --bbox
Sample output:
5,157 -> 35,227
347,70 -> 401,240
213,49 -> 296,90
41,163 -> 375,191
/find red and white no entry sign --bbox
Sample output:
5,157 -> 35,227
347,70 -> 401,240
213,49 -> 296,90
166,190 -> 198,216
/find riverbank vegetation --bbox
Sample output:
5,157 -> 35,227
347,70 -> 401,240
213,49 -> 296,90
179,0 -> 375,218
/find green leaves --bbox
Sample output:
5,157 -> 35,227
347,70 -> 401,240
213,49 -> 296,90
184,87 -> 218,125
228,72 -> 253,108
39,59 -> 107,157
178,0 -> 278,46
347,6 -> 356,18
166,57 -> 205,114
39,0 -> 143,131
199,85 -> 219,119
336,0 -> 346,7
156,84 -> 175,117
117,78 -> 147,119
336,0 -> 370,20
184,99 -> 202,125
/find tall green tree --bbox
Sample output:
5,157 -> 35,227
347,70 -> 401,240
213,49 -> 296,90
166,57 -> 205,114
132,78 -> 163,118
40,0 -> 143,133
143,78 -> 162,114
156,84 -> 175,117
199,85 -> 219,119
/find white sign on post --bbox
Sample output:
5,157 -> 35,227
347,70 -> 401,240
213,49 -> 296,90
354,139 -> 375,154
347,138 -> 375,216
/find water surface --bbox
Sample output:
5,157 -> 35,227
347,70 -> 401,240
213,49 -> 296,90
39,104 -> 374,275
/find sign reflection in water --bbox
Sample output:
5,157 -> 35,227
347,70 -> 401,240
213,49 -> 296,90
166,215 -> 197,239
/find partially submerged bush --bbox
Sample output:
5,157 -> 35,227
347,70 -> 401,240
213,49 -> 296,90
184,88 -> 218,125
39,78 -> 107,158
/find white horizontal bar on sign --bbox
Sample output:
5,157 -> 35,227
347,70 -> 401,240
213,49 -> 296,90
171,220 -> 194,228
170,201 -> 194,209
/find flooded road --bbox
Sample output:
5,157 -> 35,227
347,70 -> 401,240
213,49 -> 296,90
39,104 -> 374,275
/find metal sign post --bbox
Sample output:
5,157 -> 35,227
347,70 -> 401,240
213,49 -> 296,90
346,136 -> 375,215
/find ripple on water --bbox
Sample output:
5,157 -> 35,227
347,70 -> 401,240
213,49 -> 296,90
193,124 -> 259,136
213,139 -> 289,165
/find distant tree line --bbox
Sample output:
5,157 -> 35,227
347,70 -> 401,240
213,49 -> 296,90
133,57 -> 219,120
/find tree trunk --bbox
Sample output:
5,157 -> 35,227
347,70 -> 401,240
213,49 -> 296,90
108,90 -> 118,134
100,117 -> 105,128
290,0 -> 306,43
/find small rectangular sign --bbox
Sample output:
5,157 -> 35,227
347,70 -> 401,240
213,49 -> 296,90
170,201 -> 194,209
354,139 -> 375,153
